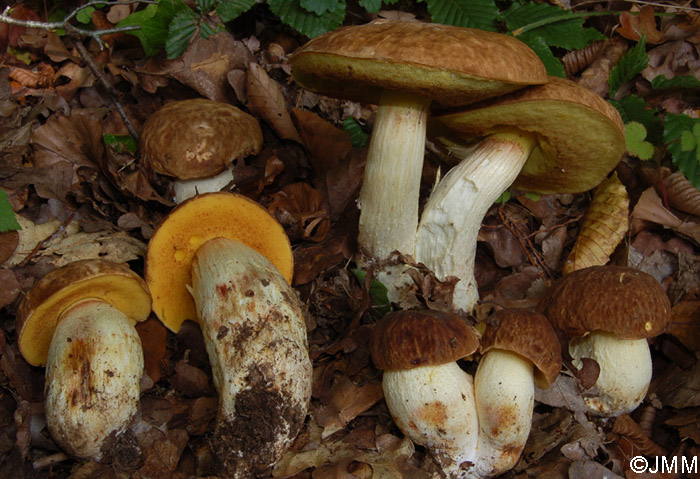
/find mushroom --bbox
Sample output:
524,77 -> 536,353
16,259 -> 151,462
538,265 -> 671,416
145,191 -> 311,476
140,99 -> 263,203
416,77 -> 626,312
290,20 -> 547,300
369,309 -> 560,478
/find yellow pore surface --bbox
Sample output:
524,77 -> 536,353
145,192 -> 294,333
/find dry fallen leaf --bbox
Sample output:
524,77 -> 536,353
247,62 -> 302,143
644,166 -> 700,217
268,182 -> 331,242
617,6 -> 665,44
631,187 -> 700,244
291,108 -> 352,176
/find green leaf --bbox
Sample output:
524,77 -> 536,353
7,46 -> 32,65
650,75 -> 700,91
665,114 -> 700,190
680,129 -> 697,152
625,122 -> 655,160
610,95 -> 662,145
343,117 -> 368,148
524,192 -> 540,201
496,190 -> 511,204
608,36 -> 647,98
268,0 -> 345,38
103,134 -> 138,154
166,10 -> 198,59
426,0 -> 499,31
76,6 -> 96,24
518,35 -> 565,78
118,0 -> 190,57
0,190 -> 21,233
216,0 -> 256,22
300,0 -> 334,15
351,269 -> 392,316
359,0 -> 399,13
200,21 -> 220,39
196,0 -> 218,12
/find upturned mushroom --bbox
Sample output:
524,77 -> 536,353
290,20 -> 547,300
370,309 -> 560,478
16,259 -> 152,462
140,98 -> 263,203
145,191 -> 311,476
417,77 -> 626,312
538,265 -> 671,416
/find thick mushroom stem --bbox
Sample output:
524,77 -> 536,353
357,90 -> 430,299
173,166 -> 235,203
45,300 -> 143,462
190,237 -> 312,478
568,331 -> 652,416
382,362 -> 479,477
415,131 -> 536,312
473,350 -> 534,478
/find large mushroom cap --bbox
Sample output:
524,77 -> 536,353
16,259 -> 152,367
370,310 -> 480,370
145,192 -> 293,333
480,309 -> 562,389
435,76 -> 626,193
140,99 -> 263,180
290,19 -> 547,108
538,265 -> 671,340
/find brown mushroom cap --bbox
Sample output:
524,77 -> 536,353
370,310 -> 480,370
291,20 -> 547,108
434,76 -> 626,193
538,265 -> 671,340
16,259 -> 152,367
140,99 -> 263,180
145,192 -> 293,333
480,309 -> 562,389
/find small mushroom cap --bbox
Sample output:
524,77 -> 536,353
370,310 -> 480,370
538,265 -> 671,340
291,20 -> 547,108
480,309 -> 562,389
16,259 -> 151,367
140,99 -> 263,180
145,192 -> 293,333
435,76 -> 626,193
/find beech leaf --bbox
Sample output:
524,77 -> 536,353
247,62 -> 302,143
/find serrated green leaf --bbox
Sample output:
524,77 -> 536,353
76,6 -> 95,24
610,95 -> 662,145
196,0 -> 218,12
0,190 -> 21,233
166,10 -> 198,59
359,0 -> 399,13
300,0 -> 334,15
680,129 -> 697,152
426,0 -> 499,31
608,37 -> 647,98
103,134 -> 138,154
651,75 -> 700,91
351,269 -> 391,316
216,0 -> 256,22
268,0 -> 345,38
518,35 -> 565,78
625,122 -> 654,160
118,0 -> 190,56
343,117 -> 368,148
200,21 -> 220,39
665,114 -> 700,190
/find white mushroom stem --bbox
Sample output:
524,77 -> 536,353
173,165 -> 235,203
568,331 -> 652,416
190,237 -> 312,477
415,130 -> 536,312
45,299 -> 143,462
357,90 -> 430,300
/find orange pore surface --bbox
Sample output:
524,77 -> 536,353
145,192 -> 294,333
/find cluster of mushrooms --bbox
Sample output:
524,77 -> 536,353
13,17 -> 674,479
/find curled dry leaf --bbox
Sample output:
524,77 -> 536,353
247,62 -> 302,143
643,166 -> 700,217
291,108 -> 352,176
562,41 -> 606,77
577,37 -> 627,97
617,6 -> 665,44
631,187 -> 700,244
611,414 -> 666,460
562,172 -> 629,275
268,182 -> 331,242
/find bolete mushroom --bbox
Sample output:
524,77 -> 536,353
369,308 -> 560,478
16,259 -> 151,462
538,265 -> 671,416
290,19 -> 547,300
416,76 -> 626,312
145,191 -> 311,476
140,99 -> 263,203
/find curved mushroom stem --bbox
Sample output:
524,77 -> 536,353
191,237 -> 312,478
473,350 -> 534,478
568,331 -> 652,416
415,130 -> 536,312
382,362 -> 479,477
357,90 -> 430,303
45,300 -> 143,463
173,165 -> 235,203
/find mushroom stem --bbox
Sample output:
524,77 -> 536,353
568,331 -> 652,416
473,349 -> 534,478
45,299 -> 143,462
190,237 -> 312,478
358,90 -> 430,299
415,130 -> 536,312
173,165 -> 235,203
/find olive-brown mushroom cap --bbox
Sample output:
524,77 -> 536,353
480,309 -> 562,389
435,76 -> 626,193
370,310 -> 480,370
291,19 -> 547,108
538,265 -> 671,340
16,259 -> 152,366
140,99 -> 263,180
